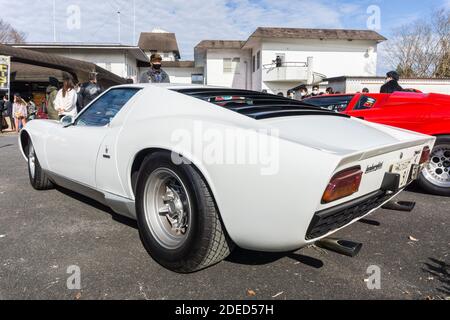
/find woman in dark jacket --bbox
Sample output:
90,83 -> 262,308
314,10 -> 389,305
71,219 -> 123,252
380,71 -> 403,93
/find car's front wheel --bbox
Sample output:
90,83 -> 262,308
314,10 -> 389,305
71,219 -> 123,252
135,152 -> 234,273
28,141 -> 54,190
418,135 -> 450,196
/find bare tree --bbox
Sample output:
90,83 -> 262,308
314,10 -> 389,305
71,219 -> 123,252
0,19 -> 26,44
385,9 -> 449,78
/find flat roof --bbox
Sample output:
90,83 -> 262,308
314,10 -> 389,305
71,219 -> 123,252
13,43 -> 149,62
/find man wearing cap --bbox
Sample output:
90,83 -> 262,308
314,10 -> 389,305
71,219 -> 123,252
140,53 -> 170,84
380,71 -> 403,93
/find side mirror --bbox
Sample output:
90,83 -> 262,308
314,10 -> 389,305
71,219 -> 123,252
60,115 -> 74,128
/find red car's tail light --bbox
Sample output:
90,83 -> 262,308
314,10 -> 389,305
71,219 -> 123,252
322,167 -> 363,204
420,146 -> 431,165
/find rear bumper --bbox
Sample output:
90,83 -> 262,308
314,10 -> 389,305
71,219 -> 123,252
306,190 -> 393,240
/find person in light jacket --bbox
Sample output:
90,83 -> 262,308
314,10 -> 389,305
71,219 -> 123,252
12,93 -> 27,133
54,73 -> 78,119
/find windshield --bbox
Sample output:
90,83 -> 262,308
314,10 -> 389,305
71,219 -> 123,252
306,95 -> 355,112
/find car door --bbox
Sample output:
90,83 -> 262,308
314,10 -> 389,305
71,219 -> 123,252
45,88 -> 141,189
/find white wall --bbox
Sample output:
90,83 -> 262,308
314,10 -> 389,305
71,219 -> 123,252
205,49 -> 251,89
329,78 -> 450,94
164,67 -> 204,84
261,39 -> 378,79
251,44 -> 262,92
28,48 -> 136,79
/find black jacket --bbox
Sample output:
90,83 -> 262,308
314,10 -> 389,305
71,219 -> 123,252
78,81 -> 103,111
380,80 -> 403,94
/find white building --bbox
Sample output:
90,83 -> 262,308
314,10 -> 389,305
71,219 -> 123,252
12,43 -> 148,82
326,76 -> 450,94
137,31 -> 203,84
195,28 -> 386,94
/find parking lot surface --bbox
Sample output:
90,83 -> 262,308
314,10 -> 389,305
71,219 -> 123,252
0,134 -> 448,300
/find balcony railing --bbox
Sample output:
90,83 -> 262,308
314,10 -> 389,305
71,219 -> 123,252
262,61 -> 310,82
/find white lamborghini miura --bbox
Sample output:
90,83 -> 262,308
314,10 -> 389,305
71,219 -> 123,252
19,84 -> 435,272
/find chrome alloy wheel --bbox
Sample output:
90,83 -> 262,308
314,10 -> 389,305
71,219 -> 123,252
423,145 -> 450,188
143,168 -> 191,250
28,145 -> 36,180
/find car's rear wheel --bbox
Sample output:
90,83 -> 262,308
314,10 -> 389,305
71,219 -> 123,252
135,152 -> 234,273
28,141 -> 54,190
418,135 -> 450,196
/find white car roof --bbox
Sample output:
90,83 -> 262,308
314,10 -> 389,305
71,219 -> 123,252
113,83 -> 223,90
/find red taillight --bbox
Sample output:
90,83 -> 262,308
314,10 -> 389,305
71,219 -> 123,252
322,167 -> 363,204
420,146 -> 431,165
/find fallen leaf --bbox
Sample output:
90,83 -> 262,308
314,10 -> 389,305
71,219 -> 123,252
247,289 -> 256,297
409,236 -> 419,242
0,235 -> 6,238
272,292 -> 284,298
427,277 -> 434,281
75,292 -> 82,300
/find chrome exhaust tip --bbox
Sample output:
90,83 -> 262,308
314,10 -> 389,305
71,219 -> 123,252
316,238 -> 363,257
382,200 -> 416,212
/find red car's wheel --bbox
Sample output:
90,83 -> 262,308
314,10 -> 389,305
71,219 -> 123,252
418,135 -> 450,196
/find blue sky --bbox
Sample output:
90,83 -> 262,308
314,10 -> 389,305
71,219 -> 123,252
0,0 -> 449,73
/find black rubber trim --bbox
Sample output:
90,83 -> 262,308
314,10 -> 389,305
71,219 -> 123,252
306,190 -> 392,240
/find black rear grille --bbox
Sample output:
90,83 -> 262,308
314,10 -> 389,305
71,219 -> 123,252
306,191 -> 392,240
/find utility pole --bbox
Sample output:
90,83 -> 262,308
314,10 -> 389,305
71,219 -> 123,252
53,0 -> 56,42
133,0 -> 136,45
117,8 -> 121,44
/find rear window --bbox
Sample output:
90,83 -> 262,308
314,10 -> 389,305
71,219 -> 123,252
354,96 -> 377,110
306,95 -> 354,112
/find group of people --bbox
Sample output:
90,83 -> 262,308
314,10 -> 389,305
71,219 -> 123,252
0,71 -> 103,133
46,72 -> 103,121
274,70 -> 404,101
0,93 -> 35,133
278,85 -> 341,100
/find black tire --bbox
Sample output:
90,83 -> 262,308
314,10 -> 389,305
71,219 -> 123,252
135,152 -> 234,273
417,135 -> 450,197
28,141 -> 54,190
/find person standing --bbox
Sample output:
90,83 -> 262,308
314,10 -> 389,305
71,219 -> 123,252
78,72 -> 103,112
311,85 -> 322,97
46,77 -> 60,120
140,54 -> 170,84
380,71 -> 403,93
275,55 -> 282,68
295,85 -> 310,100
0,96 -> 5,133
2,95 -> 14,131
325,87 -> 334,95
12,93 -> 27,133
362,88 -> 370,93
54,73 -> 78,119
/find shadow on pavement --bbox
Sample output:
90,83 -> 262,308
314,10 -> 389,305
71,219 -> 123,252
422,258 -> 450,296
55,186 -> 138,229
227,248 -> 324,269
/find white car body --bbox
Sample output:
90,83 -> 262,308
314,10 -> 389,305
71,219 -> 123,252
19,84 -> 435,252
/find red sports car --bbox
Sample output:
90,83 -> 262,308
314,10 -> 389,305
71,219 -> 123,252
305,91 -> 450,196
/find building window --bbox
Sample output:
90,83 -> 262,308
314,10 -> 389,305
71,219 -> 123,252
232,57 -> 240,74
252,55 -> 256,73
257,51 -> 261,70
191,74 -> 204,84
223,58 -> 240,74
223,58 -> 232,73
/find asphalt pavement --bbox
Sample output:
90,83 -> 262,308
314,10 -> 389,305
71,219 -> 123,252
0,133 -> 448,300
